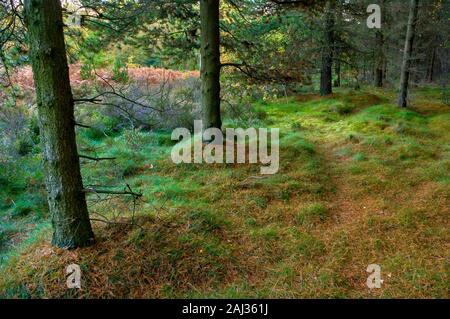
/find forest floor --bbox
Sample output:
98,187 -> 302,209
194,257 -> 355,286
0,87 -> 449,298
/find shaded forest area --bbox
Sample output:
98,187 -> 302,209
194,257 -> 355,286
0,0 -> 449,299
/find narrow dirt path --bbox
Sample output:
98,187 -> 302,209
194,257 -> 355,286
313,140 -> 384,231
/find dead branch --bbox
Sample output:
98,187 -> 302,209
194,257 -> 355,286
83,187 -> 143,198
79,155 -> 116,162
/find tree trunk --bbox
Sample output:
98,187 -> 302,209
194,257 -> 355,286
374,0 -> 385,88
398,0 -> 419,108
320,0 -> 334,96
200,0 -> 222,130
334,45 -> 341,87
374,30 -> 384,87
427,47 -> 436,83
24,0 -> 94,248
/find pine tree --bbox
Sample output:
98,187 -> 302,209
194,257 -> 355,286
24,0 -> 94,248
398,0 -> 420,108
200,0 -> 222,130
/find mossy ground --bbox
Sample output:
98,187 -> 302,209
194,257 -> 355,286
0,87 -> 448,298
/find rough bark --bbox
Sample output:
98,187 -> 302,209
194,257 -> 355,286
320,0 -> 334,96
398,0 -> 419,108
24,0 -> 94,248
200,0 -> 222,130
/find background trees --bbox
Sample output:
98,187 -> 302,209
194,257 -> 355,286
374,0 -> 385,88
398,0 -> 420,108
319,0 -> 335,96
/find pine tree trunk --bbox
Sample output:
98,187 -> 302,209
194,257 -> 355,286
374,31 -> 384,87
374,0 -> 385,88
398,0 -> 419,108
200,0 -> 222,130
24,0 -> 94,248
334,46 -> 341,87
333,5 -> 342,88
320,0 -> 334,96
427,47 -> 436,83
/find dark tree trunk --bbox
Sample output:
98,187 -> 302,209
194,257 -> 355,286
374,0 -> 385,88
427,47 -> 436,83
333,5 -> 342,88
24,0 -> 94,248
334,45 -> 341,87
200,0 -> 222,130
374,31 -> 384,87
398,0 -> 420,108
320,0 -> 334,96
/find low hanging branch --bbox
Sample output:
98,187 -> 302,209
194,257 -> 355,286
220,62 -> 266,82
74,121 -> 93,129
79,154 -> 117,161
83,187 -> 143,198
74,89 -> 162,112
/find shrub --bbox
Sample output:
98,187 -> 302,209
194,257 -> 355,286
88,76 -> 202,132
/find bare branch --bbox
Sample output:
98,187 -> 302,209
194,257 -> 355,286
83,188 -> 143,198
79,155 -> 116,162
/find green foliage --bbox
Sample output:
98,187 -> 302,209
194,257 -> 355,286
77,31 -> 113,79
112,55 -> 129,83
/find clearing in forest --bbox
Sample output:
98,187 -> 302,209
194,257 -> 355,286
0,87 -> 448,299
